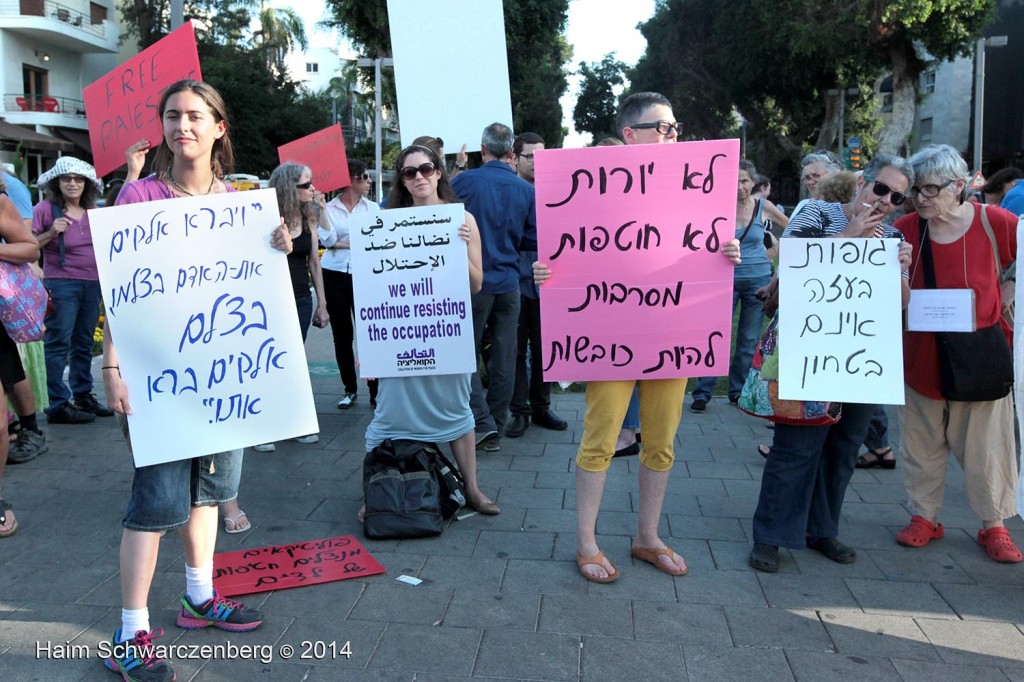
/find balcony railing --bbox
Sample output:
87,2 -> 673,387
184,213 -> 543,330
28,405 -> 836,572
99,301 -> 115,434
3,0 -> 109,40
5,93 -> 87,117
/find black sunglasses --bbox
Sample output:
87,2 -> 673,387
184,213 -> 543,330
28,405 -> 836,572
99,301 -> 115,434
400,163 -> 437,181
866,177 -> 907,206
355,172 -> 370,181
295,180 -> 313,189
630,120 -> 683,136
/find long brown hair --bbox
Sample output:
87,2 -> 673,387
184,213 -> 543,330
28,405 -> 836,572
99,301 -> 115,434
151,79 -> 234,179
386,145 -> 456,209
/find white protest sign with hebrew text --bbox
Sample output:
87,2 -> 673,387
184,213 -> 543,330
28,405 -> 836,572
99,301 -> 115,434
90,189 -> 317,466
778,238 -> 904,404
349,203 -> 475,377
388,0 -> 513,150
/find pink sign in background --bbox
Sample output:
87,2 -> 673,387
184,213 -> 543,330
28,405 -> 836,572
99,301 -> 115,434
277,124 -> 351,194
535,140 -> 740,381
83,22 -> 202,177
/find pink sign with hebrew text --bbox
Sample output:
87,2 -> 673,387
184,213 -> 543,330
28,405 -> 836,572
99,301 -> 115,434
535,140 -> 740,381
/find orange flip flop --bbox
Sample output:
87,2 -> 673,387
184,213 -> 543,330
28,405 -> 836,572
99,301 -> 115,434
631,545 -> 688,576
576,550 -> 619,583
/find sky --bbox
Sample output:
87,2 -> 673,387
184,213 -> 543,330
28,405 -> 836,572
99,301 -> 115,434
271,0 -> 657,147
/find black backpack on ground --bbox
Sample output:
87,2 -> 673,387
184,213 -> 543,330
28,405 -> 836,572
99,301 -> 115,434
362,439 -> 466,539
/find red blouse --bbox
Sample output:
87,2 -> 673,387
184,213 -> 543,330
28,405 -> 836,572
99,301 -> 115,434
895,204 -> 1017,400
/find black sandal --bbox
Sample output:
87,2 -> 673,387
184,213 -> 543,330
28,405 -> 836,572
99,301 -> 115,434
0,499 -> 17,537
855,447 -> 896,469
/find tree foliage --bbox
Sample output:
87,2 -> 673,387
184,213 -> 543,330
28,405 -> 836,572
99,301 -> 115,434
117,1 -> 332,177
573,54 -> 626,142
629,0 -> 994,175
321,0 -> 571,147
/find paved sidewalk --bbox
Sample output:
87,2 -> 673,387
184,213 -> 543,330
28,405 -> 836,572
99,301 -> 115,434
1,326 -> 1024,680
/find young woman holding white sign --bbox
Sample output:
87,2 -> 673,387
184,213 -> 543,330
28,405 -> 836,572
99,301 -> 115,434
359,144 -> 499,517
101,79 -> 292,682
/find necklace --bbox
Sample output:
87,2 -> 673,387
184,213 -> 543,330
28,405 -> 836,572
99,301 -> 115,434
167,168 -> 215,197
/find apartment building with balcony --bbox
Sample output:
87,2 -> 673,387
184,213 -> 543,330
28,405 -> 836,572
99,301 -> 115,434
0,0 -> 119,180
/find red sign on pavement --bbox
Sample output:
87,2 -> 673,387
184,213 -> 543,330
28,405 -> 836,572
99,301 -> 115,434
213,535 -> 386,597
83,22 -> 202,177
277,124 -> 351,193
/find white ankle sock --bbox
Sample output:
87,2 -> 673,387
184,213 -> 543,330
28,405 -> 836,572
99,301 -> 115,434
185,563 -> 214,604
120,608 -> 150,641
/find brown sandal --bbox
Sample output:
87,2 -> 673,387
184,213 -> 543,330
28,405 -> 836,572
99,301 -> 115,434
577,550 -> 619,583
630,545 -> 688,576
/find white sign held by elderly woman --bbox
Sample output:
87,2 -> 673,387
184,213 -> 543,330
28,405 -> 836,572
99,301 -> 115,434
349,203 -> 475,378
778,237 -> 905,404
90,189 -> 318,466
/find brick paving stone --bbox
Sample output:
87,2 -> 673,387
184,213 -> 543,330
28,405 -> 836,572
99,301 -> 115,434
275,616 -> 384,668
494,486 -> 565,510
784,650 -> 902,681
934,584 -> 1024,622
756,574 -> 860,610
916,618 -> 1024,667
889,657 -> 1013,682
844,578 -> 957,619
367,623 -> 480,676
665,514 -> 747,542
724,606 -> 833,652
348,583 -> 452,625
538,594 -> 633,637
580,637 -> 685,682
631,601 -> 732,646
866,547 -> 975,583
416,555 -> 507,593
682,643 -> 795,682
473,530 -> 556,560
819,610 -> 941,662
443,591 -> 539,631
502,559 -> 588,598
473,629 -> 580,681
674,572 -> 768,608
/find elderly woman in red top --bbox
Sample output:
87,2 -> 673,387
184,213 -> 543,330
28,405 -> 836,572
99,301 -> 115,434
894,144 -> 1020,563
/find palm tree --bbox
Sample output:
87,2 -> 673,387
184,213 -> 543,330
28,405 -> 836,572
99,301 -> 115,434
327,60 -> 374,143
252,1 -> 308,75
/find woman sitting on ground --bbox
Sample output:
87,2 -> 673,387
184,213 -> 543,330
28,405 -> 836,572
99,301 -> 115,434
359,144 -> 498,519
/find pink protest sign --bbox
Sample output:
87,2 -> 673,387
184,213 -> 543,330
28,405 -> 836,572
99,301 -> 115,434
535,140 -> 740,381
83,22 -> 201,177
277,125 -> 351,193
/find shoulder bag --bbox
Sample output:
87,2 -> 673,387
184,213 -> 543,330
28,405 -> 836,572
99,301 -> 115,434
921,208 -> 1013,401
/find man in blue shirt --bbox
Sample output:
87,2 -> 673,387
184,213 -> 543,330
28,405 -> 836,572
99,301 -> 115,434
1,170 -> 48,465
451,123 -> 536,451
1002,174 -> 1024,216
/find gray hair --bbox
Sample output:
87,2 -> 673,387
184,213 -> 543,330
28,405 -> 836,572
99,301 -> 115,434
269,161 -> 316,233
616,91 -> 672,138
863,152 -> 915,187
481,123 -> 515,159
739,159 -> 757,178
801,150 -> 842,173
907,144 -> 969,185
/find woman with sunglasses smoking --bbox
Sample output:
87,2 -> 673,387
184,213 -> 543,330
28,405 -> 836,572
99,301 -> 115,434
32,157 -> 114,424
891,144 -> 1021,563
320,159 -> 379,410
748,153 -> 915,573
360,144 -> 498,518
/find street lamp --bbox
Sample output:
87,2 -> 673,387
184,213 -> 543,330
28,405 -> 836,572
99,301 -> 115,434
826,87 -> 860,158
973,35 -> 1008,173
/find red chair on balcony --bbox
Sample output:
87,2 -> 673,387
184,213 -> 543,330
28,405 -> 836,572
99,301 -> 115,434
41,97 -> 59,113
15,97 -> 30,111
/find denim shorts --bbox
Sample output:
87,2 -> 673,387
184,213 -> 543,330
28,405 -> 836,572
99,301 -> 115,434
118,415 -> 243,532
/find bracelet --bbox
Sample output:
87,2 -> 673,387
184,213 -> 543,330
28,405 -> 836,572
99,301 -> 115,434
102,365 -> 119,371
